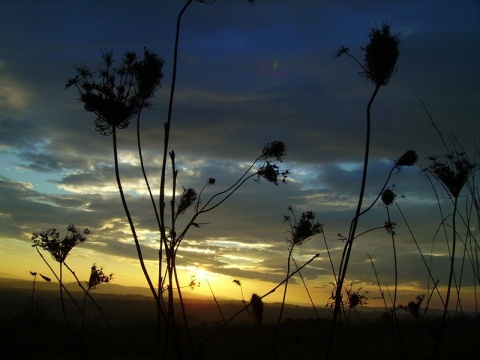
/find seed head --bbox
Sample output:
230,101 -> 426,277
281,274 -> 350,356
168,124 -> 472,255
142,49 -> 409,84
396,150 -> 418,168
381,189 -> 396,206
249,293 -> 263,324
361,23 -> 400,86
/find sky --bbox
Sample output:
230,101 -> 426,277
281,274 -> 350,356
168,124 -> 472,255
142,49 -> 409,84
1,0 -> 479,310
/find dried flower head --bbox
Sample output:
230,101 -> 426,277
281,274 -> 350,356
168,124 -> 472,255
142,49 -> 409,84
344,283 -> 369,308
361,23 -> 400,86
249,293 -> 263,324
262,141 -> 286,161
424,152 -> 475,198
189,276 -> 200,290
87,263 -> 113,290
177,187 -> 197,214
381,188 -> 396,206
346,285 -> 368,308
396,150 -> 418,168
384,220 -> 396,235
256,162 -> 289,185
40,274 -> 51,282
398,294 -> 425,318
284,207 -> 323,246
66,48 -> 164,135
32,225 -> 90,263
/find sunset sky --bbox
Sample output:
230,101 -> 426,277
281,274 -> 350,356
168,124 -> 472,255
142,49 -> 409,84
1,0 -> 479,309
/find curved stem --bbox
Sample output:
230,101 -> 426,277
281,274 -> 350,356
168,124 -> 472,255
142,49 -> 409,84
157,5 -> 192,356
113,127 -> 158,302
137,109 -> 160,227
292,255 -> 320,320
326,83 -> 380,359
200,253 -> 319,345
159,0 -> 193,246
35,249 -> 116,357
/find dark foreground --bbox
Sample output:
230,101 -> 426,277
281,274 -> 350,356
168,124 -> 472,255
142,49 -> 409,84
0,288 -> 477,359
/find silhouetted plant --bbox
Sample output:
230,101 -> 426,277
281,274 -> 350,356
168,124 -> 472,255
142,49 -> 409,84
32,225 -> 90,263
346,284 -> 368,309
188,275 -> 200,290
396,150 -> 418,169
249,293 -> 263,325
29,271 -> 51,318
233,279 -> 247,305
327,23 -> 400,359
80,264 -> 114,349
422,142 -> 476,341
32,225 -> 89,336
398,294 -> 425,319
67,2 -> 287,358
87,263 -> 113,291
273,206 -> 322,355
233,280 -> 264,325
66,48 -> 164,136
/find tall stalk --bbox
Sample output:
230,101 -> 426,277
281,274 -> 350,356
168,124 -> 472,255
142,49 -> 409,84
327,23 -> 399,359
327,84 -> 380,357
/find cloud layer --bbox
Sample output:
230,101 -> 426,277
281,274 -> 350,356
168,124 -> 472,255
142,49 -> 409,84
1,0 -> 479,307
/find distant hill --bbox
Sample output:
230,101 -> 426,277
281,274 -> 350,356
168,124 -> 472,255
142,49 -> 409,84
0,276 -> 222,302
0,276 -> 152,296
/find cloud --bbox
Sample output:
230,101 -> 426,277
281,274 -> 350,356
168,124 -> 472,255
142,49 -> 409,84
0,1 -> 478,307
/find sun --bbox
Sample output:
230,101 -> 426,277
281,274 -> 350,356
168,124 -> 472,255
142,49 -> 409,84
196,267 -> 206,280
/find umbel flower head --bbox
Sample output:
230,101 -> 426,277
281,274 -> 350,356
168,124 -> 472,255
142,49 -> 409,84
284,206 -> 323,246
66,48 -> 164,135
177,187 -> 197,215
381,188 -> 396,206
255,141 -> 289,185
87,263 -> 113,290
424,152 -> 475,198
32,225 -> 90,263
361,23 -> 400,86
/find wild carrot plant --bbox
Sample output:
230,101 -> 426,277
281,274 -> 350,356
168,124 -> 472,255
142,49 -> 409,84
273,206 -> 322,355
326,23 -> 400,359
29,271 -> 51,320
31,225 -> 89,334
66,1 -> 290,357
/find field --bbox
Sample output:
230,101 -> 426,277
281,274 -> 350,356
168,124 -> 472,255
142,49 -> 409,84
0,282 -> 477,360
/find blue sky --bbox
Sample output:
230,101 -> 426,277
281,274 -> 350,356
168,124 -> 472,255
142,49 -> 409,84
0,0 -> 479,307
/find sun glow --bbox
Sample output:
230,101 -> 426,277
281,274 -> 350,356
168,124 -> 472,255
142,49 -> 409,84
196,267 -> 206,280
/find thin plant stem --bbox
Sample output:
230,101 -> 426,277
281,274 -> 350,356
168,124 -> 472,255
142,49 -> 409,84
327,83 -> 381,359
113,127 -> 158,301
366,253 -> 389,313
273,244 -> 295,357
157,3 -> 193,357
442,195 -> 459,326
30,272 -> 36,316
292,256 -> 320,320
35,248 -> 117,357
200,253 -> 319,345
395,202 -> 445,307
63,262 -> 137,360
58,263 -> 72,335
